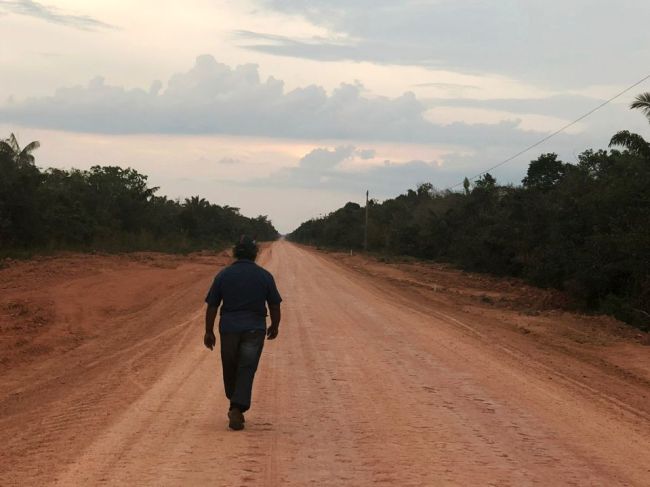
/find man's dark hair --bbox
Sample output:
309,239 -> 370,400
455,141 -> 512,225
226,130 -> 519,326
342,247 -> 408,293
233,235 -> 258,260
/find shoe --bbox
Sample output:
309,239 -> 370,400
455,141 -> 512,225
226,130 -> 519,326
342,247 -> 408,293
228,408 -> 245,431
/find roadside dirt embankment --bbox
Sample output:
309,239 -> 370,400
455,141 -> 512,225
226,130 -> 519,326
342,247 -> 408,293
0,252 -> 227,371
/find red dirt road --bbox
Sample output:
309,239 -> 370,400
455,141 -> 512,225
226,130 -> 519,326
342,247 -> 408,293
1,241 -> 649,485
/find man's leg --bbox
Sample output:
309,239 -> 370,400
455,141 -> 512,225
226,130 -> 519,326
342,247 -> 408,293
230,330 -> 265,413
219,332 -> 241,401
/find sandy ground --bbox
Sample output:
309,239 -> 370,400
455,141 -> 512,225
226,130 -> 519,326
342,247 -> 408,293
0,241 -> 648,486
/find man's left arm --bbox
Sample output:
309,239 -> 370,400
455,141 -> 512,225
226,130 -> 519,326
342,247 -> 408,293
204,305 -> 218,350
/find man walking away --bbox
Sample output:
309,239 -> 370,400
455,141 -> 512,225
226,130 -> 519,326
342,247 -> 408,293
203,236 -> 282,431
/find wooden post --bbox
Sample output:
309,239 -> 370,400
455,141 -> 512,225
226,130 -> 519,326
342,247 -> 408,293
364,190 -> 369,251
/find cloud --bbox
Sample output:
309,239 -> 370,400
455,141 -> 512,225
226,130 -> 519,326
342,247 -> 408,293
235,29 -> 441,66
249,0 -> 650,88
414,83 -> 478,90
357,148 -> 375,159
0,0 -> 116,30
425,94 -> 607,120
0,55 -> 548,147
246,145 -> 465,196
413,83 -> 480,97
299,146 -> 355,169
217,157 -> 240,165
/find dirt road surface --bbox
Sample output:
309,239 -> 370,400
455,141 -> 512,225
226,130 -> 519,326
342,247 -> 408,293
1,241 -> 649,486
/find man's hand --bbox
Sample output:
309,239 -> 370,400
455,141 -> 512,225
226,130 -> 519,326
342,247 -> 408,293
204,304 -> 218,350
266,325 -> 279,340
204,330 -> 216,350
267,304 -> 281,340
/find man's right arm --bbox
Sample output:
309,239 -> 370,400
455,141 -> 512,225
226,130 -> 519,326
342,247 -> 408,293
204,305 -> 218,350
204,275 -> 222,350
266,272 -> 282,340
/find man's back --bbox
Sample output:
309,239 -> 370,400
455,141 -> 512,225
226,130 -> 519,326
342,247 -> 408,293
205,259 -> 282,333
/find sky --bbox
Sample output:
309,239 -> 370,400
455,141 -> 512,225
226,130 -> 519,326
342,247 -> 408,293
1,0 -> 650,233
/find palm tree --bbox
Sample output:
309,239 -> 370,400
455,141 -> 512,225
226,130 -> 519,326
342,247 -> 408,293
630,92 -> 650,122
609,130 -> 650,158
0,133 -> 40,165
184,196 -> 210,209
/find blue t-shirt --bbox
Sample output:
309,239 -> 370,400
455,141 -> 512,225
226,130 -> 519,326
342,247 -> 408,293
205,259 -> 282,333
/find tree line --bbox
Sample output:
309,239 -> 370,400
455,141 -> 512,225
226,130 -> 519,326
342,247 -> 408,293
0,134 -> 279,255
289,95 -> 650,329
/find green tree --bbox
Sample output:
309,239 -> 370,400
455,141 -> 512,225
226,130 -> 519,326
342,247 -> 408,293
0,135 -> 43,246
474,173 -> 496,190
0,133 -> 40,165
522,153 -> 567,190
608,130 -> 650,158
462,177 -> 470,195
289,139 -> 650,329
1,133 -> 279,254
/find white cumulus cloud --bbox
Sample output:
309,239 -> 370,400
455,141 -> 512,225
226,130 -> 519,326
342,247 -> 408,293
0,55 -> 546,148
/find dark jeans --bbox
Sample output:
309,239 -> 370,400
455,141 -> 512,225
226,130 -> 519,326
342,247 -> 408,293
220,330 -> 265,413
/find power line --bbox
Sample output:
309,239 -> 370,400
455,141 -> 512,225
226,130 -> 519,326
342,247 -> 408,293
446,72 -> 650,190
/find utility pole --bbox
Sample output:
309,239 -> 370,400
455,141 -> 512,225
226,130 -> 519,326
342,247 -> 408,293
364,190 -> 369,251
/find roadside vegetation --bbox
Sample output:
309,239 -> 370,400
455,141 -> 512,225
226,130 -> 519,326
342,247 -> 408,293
0,134 -> 279,257
289,95 -> 650,329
